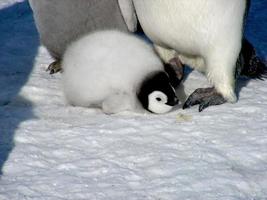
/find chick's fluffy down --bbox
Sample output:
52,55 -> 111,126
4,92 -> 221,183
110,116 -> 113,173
62,30 -> 163,110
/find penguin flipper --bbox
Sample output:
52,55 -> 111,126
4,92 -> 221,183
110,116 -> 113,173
236,38 -> 267,80
118,0 -> 137,32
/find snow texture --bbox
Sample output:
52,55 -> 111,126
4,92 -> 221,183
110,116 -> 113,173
0,0 -> 266,199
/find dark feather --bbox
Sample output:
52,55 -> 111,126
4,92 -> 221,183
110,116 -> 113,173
236,38 -> 267,80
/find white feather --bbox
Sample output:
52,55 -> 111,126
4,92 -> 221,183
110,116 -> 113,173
62,30 -> 164,113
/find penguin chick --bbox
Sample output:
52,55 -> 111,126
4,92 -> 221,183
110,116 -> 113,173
61,30 -> 179,114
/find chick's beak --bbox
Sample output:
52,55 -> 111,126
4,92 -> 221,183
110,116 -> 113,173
167,96 -> 179,106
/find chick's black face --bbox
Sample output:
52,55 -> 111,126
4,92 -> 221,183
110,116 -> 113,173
137,71 -> 179,114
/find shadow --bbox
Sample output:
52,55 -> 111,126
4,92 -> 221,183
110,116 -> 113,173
236,0 -> 267,96
236,77 -> 251,98
245,0 -> 267,59
0,1 -> 38,175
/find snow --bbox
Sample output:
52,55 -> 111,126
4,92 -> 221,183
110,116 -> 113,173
0,0 -> 267,199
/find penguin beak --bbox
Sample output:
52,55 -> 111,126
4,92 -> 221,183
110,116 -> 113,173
167,96 -> 179,106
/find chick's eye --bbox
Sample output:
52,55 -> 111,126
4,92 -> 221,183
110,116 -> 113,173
156,97 -> 162,102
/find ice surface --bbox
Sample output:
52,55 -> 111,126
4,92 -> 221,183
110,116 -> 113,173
0,1 -> 266,199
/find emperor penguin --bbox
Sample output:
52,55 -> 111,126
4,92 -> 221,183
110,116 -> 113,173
131,0 -> 266,111
29,0 -> 137,74
61,30 -> 181,114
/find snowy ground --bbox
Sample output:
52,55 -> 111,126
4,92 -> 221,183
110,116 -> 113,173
0,1 -> 267,199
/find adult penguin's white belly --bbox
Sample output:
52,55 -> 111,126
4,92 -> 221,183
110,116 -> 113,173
133,0 -> 247,111
133,0 -> 246,56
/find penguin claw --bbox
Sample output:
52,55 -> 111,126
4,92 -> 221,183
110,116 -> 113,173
46,60 -> 62,74
183,87 -> 226,112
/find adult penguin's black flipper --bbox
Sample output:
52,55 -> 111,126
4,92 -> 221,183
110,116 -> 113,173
236,38 -> 267,80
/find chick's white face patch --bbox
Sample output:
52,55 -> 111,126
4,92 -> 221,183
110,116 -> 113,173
148,91 -> 173,114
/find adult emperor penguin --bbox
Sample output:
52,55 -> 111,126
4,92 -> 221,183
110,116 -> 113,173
29,0 -> 137,73
131,0 -> 266,111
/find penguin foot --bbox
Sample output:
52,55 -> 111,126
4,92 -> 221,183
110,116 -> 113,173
183,87 -> 226,112
46,60 -> 62,74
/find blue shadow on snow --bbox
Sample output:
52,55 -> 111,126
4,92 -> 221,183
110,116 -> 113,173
0,1 -> 39,175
